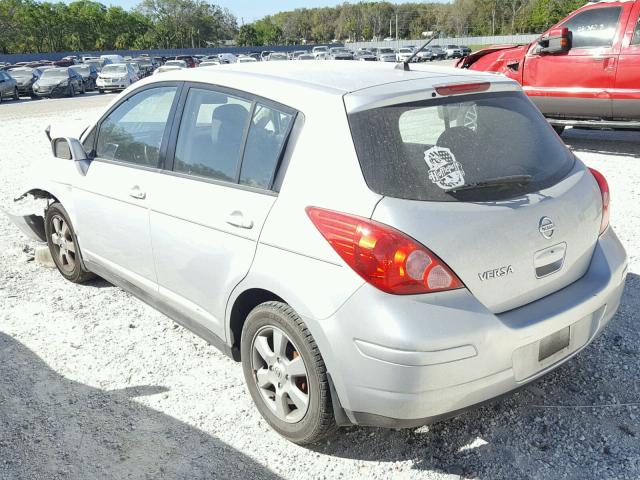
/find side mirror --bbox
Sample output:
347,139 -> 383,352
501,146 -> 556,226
52,137 -> 92,175
51,137 -> 88,161
537,27 -> 572,54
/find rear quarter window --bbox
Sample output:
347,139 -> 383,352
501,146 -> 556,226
348,92 -> 575,202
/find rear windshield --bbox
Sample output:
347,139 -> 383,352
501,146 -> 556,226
348,92 -> 575,202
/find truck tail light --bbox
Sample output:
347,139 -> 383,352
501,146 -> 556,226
435,82 -> 490,96
589,168 -> 609,235
306,207 -> 464,295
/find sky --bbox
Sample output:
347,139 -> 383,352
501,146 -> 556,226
93,0 -> 448,23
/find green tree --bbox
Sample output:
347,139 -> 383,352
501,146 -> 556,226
236,24 -> 257,46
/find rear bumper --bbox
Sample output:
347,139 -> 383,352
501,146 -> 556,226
310,227 -> 627,427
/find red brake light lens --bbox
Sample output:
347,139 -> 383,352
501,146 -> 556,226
589,167 -> 610,235
435,82 -> 490,96
306,207 -> 464,295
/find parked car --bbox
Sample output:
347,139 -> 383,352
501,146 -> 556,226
132,57 -> 154,77
153,64 -> 185,75
125,61 -> 142,78
396,47 -> 415,62
267,52 -> 288,61
297,54 -> 316,60
175,55 -> 197,68
238,56 -> 258,63
260,51 -> 274,61
32,67 -> 84,98
247,52 -> 262,61
164,60 -> 188,69
328,47 -> 354,60
0,70 -> 19,102
96,63 -> 137,93
82,58 -> 104,72
429,45 -> 447,60
312,46 -> 329,59
71,64 -> 98,91
415,48 -> 436,62
459,45 -> 472,56
199,60 -> 220,67
445,45 -> 463,58
100,54 -> 125,65
458,0 -> 640,134
8,61 -> 626,446
376,47 -> 396,62
217,53 -> 237,64
7,67 -> 42,98
354,50 -> 377,61
290,50 -> 308,60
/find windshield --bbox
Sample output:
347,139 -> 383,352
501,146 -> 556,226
9,68 -> 33,79
41,69 -> 68,79
102,65 -> 127,74
165,60 -> 186,67
73,65 -> 90,74
348,92 -> 575,202
379,48 -> 394,53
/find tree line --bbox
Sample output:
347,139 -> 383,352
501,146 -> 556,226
239,0 -> 584,46
1,0 -> 584,54
0,0 -> 236,54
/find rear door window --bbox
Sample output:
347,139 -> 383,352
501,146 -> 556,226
240,104 -> 294,189
173,88 -> 252,182
348,92 -> 575,202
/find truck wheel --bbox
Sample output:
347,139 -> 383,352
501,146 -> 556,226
552,126 -> 566,136
241,302 -> 336,444
45,203 -> 95,283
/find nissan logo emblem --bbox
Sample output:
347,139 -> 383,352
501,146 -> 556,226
539,217 -> 555,240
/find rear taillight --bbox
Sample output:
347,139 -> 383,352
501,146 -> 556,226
589,168 -> 610,235
306,207 -> 464,295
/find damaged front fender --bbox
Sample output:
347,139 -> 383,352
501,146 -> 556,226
2,189 -> 54,243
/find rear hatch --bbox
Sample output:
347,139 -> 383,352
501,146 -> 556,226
346,83 -> 602,313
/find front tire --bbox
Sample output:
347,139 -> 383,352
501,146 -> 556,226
241,302 -> 336,444
45,203 -> 94,283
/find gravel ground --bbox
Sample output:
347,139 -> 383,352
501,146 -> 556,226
1,93 -> 639,480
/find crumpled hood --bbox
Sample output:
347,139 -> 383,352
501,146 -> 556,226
456,44 -> 528,69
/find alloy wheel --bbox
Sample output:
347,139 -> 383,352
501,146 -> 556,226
250,325 -> 310,423
49,215 -> 77,273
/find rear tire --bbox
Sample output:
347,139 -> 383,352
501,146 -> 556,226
241,302 -> 336,444
45,203 -> 95,283
552,125 -> 566,136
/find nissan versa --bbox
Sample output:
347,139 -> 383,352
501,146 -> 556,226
8,62 -> 627,444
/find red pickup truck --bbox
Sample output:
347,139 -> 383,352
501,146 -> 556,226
457,0 -> 640,134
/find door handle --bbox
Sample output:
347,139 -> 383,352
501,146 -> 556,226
226,210 -> 254,229
129,186 -> 146,200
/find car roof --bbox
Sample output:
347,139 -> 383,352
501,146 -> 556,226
135,61 -> 513,110
165,61 -> 501,92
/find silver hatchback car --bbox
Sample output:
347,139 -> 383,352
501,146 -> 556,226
10,62 -> 627,444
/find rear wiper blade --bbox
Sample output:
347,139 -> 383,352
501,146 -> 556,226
445,175 -> 532,193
